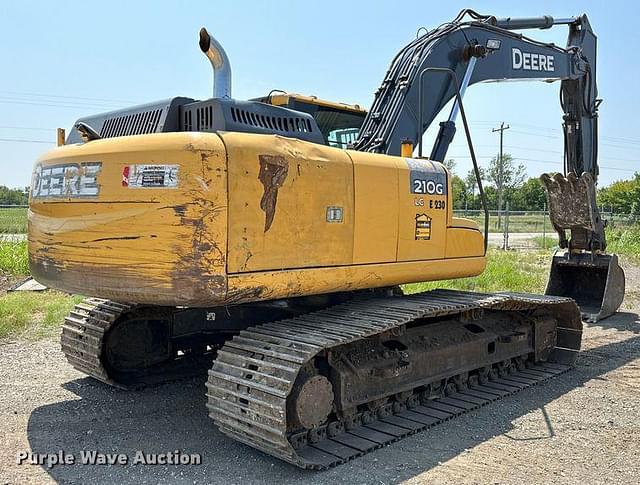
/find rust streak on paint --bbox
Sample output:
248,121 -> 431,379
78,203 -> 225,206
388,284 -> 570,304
85,235 -> 142,243
170,149 -> 228,304
258,154 -> 288,232
223,285 -> 269,305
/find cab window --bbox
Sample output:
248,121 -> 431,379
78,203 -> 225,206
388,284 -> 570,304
313,107 -> 366,149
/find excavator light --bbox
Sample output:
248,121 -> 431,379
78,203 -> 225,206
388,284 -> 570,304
56,128 -> 65,147
400,138 -> 414,157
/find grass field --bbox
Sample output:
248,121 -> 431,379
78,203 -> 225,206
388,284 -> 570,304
0,241 -> 29,275
404,249 -> 549,295
0,206 -> 27,234
455,211 -> 639,234
456,213 -> 552,233
532,235 -> 559,250
0,240 -> 83,340
531,226 -> 640,257
0,291 -> 84,340
607,226 -> 640,261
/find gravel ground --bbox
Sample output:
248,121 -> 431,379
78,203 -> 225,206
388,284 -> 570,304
0,262 -> 638,485
0,275 -> 24,294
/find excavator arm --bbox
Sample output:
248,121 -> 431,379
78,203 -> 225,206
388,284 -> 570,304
354,10 -> 623,322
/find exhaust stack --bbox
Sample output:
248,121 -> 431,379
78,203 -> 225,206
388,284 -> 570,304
199,27 -> 232,98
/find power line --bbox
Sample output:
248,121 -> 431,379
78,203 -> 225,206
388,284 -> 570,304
601,135 -> 640,146
0,137 -> 54,144
509,129 -> 560,139
478,128 -> 640,152
508,122 -> 640,146
476,121 -> 640,146
0,125 -> 56,132
451,142 -> 640,163
448,154 -> 637,173
600,142 -> 640,150
0,90 -> 136,105
0,97 -> 124,110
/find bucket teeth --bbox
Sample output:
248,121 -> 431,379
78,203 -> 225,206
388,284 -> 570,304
540,171 -> 599,233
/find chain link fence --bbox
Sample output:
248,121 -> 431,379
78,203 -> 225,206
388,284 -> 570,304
454,208 -> 639,249
454,209 -> 639,232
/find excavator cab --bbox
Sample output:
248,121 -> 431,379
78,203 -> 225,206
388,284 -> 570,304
541,172 -> 626,322
256,93 -> 367,148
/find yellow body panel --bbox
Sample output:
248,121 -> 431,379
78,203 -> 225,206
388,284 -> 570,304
351,153 -> 399,264
28,132 -> 486,307
227,256 -> 485,303
397,159 -> 448,262
225,133 -> 355,272
29,133 -> 228,305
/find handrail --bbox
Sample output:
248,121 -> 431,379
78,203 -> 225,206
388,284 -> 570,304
417,67 -> 489,254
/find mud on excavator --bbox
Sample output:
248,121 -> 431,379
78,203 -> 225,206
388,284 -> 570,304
29,10 -> 623,468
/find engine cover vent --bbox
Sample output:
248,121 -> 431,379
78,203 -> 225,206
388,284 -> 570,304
67,97 -> 324,145
181,98 -> 324,144
66,97 -> 194,144
101,108 -> 163,138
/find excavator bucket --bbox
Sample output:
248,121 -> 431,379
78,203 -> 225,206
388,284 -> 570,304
546,252 -> 625,323
541,172 -> 626,322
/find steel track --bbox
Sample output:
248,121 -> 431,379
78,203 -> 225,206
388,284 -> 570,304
61,298 -> 212,388
61,298 -> 132,387
206,289 -> 581,469
59,289 -> 581,468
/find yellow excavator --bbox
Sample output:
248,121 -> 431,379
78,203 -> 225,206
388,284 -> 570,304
29,10 -> 624,468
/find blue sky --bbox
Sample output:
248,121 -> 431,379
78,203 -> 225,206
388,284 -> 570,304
1,0 -> 638,189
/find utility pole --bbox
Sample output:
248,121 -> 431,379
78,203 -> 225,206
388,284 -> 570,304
492,122 -> 510,229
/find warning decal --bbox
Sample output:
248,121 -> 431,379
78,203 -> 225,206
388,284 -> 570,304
415,213 -> 432,240
122,164 -> 179,188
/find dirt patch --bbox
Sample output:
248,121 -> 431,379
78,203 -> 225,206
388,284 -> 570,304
0,274 -> 26,294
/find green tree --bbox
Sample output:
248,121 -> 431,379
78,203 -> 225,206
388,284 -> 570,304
451,175 -> 467,210
598,173 -> 640,214
510,177 -> 547,211
0,186 -> 28,205
464,168 -> 486,210
442,158 -> 457,174
484,153 -> 526,225
482,186 -> 498,212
